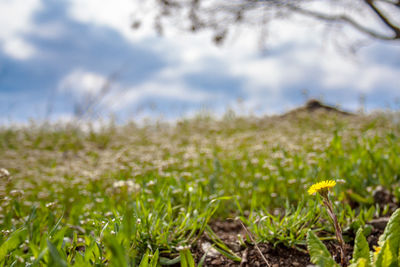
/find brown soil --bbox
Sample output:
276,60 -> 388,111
372,186 -> 398,213
191,219 -> 310,267
188,217 -> 387,267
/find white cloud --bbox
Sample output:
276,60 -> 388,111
58,69 -> 109,96
314,45 -> 400,94
357,65 -> 400,92
0,0 -> 42,59
0,0 -> 41,38
57,67 -> 214,116
104,69 -> 216,112
67,0 -> 157,41
118,81 -> 213,107
2,37 -> 36,60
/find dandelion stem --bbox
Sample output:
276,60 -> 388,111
322,195 -> 347,267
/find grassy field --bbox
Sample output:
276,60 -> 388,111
1,108 -> 400,266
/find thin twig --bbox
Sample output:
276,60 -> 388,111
237,219 -> 270,267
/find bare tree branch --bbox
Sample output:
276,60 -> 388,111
134,0 -> 400,49
364,0 -> 400,38
285,2 -> 400,40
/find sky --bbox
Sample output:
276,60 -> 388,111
0,0 -> 399,124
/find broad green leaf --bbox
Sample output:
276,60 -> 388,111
83,238 -> 96,263
378,209 -> 400,249
47,240 -> 68,267
180,250 -> 188,267
139,250 -> 151,267
159,256 -> 181,265
307,230 -> 338,267
350,258 -> 368,267
352,228 -> 371,265
150,249 -> 159,267
182,249 -> 195,267
29,243 -> 40,259
0,228 -> 27,262
381,243 -> 393,267
73,252 -> 88,267
104,235 -> 128,267
30,247 -> 48,266
398,245 -> 400,266
375,241 -> 393,267
179,248 -> 196,267
377,208 -> 400,266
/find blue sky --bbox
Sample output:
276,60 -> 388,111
1,0 -> 399,124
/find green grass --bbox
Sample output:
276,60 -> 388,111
1,110 -> 400,265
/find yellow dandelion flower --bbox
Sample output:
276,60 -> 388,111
308,180 -> 336,195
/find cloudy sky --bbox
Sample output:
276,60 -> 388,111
1,0 -> 399,123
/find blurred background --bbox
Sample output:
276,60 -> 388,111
0,0 -> 399,124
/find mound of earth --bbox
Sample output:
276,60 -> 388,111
282,99 -> 354,118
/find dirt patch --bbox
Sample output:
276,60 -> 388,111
189,218 -> 388,267
192,219 -> 310,267
372,186 -> 398,213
